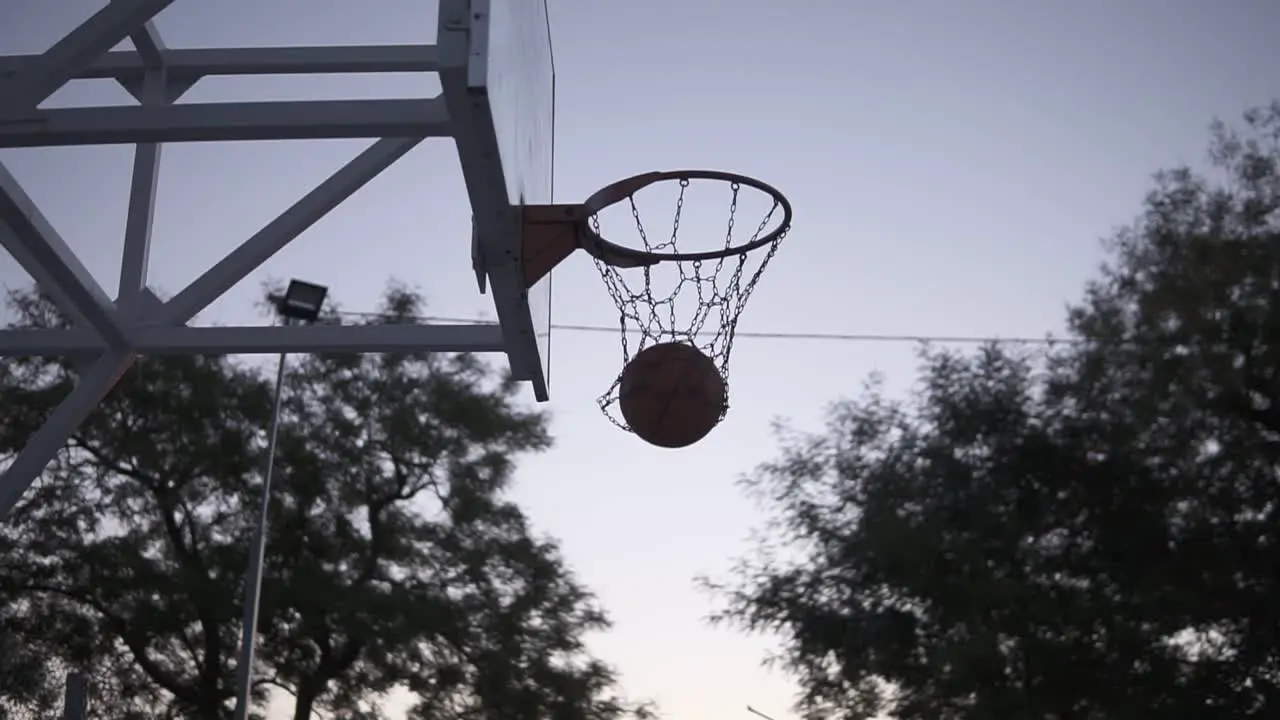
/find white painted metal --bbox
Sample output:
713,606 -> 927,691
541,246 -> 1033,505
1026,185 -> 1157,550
0,45 -> 442,81
0,0 -> 550,518
0,0 -> 180,117
0,4 -> 557,715
157,137 -> 423,326
440,0 -> 555,401
0,99 -> 449,147
117,69 -> 167,312
0,323 -> 506,357
0,164 -> 131,348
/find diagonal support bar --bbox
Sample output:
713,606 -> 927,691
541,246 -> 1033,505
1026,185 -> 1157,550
0,224 -> 93,331
0,163 -> 130,348
160,137 -> 423,325
0,0 -> 178,116
130,21 -> 166,68
0,352 -> 135,519
110,0 -> 168,70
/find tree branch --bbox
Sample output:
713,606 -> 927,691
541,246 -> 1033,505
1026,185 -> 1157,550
14,583 -> 199,705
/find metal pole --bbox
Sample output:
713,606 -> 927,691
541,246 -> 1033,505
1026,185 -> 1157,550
62,672 -> 90,720
747,706 -> 780,720
232,343 -> 289,720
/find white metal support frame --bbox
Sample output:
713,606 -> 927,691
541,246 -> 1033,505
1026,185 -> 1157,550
437,0 -> 539,390
0,0 -> 516,519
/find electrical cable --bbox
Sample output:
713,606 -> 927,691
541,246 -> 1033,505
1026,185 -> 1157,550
332,310 -> 1074,346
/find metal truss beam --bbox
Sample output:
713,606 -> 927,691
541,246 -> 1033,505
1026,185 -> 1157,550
0,324 -> 505,357
0,99 -> 448,148
0,329 -> 99,356
130,22 -> 166,69
438,13 -> 545,397
0,0 -> 508,521
0,221 -> 94,331
0,0 -> 178,116
116,0 -> 167,71
0,163 -> 131,348
135,323 -> 505,354
160,136 -> 421,325
0,132 -> 434,511
118,71 -> 166,310
0,45 -> 441,83
0,12 -> 533,719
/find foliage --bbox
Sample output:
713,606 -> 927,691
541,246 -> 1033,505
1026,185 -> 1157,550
706,103 -> 1280,719
0,605 -> 63,719
0,286 -> 650,720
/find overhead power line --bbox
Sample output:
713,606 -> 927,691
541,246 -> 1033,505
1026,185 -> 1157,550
333,310 -> 1073,347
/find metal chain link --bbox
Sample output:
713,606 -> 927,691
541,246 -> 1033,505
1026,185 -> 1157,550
590,178 -> 787,431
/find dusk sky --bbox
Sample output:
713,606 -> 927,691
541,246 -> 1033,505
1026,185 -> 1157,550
2,1 -> 1279,718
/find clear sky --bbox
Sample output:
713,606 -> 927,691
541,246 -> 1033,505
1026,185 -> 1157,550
2,1 -> 1279,718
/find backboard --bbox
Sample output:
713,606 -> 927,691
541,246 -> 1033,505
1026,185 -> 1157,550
465,0 -> 555,401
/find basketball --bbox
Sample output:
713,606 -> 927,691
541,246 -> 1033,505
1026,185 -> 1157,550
618,342 -> 728,448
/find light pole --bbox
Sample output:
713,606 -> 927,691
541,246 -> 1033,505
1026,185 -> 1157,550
232,280 -> 328,720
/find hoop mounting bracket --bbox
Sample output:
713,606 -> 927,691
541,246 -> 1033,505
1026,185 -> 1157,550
521,203 -> 586,289
520,169 -> 792,288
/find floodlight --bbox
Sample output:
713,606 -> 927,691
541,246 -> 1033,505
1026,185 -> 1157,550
272,279 -> 328,323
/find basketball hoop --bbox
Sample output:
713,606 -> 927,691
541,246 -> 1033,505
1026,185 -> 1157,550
577,170 -> 792,267
521,169 -> 792,443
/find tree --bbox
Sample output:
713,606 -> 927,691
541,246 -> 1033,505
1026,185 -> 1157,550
706,102 -> 1280,719
0,286 -> 650,720
0,603 -> 63,719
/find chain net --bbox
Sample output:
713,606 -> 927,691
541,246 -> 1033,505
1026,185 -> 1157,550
591,177 -> 788,430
